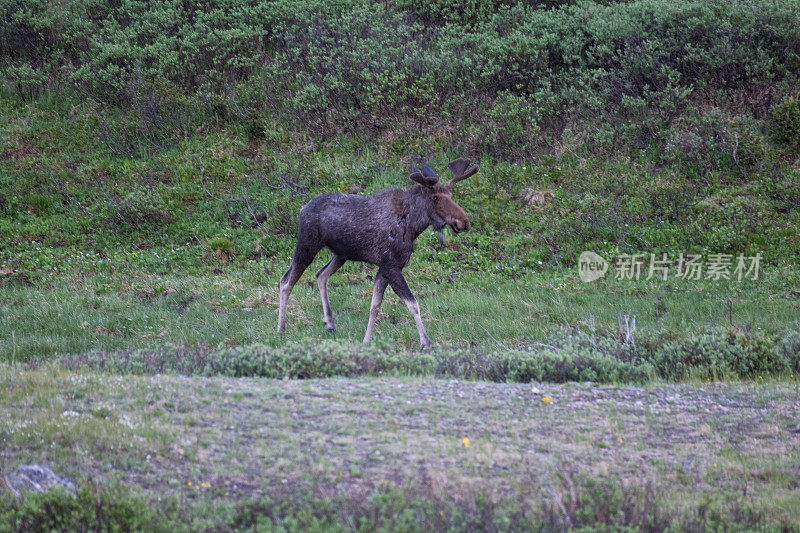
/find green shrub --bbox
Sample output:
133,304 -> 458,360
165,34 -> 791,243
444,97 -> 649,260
661,108 -> 734,174
0,470 -> 790,532
56,330 -> 800,383
205,235 -> 234,262
0,484 -> 168,533
245,110 -> 266,140
394,0 -> 519,25
771,94 -> 800,149
109,184 -> 170,228
505,338 -> 654,383
729,116 -> 772,176
3,0 -> 799,151
649,332 -> 798,381
477,91 -> 541,158
1,62 -> 47,100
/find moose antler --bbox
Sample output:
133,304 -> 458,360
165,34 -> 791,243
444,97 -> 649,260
421,163 -> 438,179
447,158 -> 479,187
411,163 -> 438,187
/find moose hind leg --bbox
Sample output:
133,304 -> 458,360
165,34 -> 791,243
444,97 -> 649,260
277,242 -> 320,333
363,271 -> 388,343
315,254 -> 346,332
382,267 -> 431,349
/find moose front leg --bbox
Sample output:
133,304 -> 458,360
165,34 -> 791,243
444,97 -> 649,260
382,266 -> 431,349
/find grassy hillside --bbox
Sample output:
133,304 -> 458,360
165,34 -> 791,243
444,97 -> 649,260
1,92 -> 799,367
2,0 -> 798,286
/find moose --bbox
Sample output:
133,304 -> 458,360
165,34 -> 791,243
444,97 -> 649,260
277,158 -> 478,348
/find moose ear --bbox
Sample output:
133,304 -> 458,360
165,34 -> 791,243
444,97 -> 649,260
447,158 -> 479,187
410,163 -> 438,187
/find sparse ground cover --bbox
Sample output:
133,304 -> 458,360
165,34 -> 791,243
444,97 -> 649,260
2,367 -> 799,530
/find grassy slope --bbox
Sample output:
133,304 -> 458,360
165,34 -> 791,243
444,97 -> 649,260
1,95 -> 799,361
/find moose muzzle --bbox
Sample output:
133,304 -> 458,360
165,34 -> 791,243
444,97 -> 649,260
450,219 -> 470,233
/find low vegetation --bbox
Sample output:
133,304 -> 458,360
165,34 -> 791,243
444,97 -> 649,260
45,328 -> 800,384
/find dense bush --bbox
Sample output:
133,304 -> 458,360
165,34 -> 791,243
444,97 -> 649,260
771,94 -> 800,151
649,332 -> 798,380
2,0 -> 799,153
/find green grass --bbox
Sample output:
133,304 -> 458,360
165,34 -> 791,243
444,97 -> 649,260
2,266 -> 799,364
2,94 -> 799,276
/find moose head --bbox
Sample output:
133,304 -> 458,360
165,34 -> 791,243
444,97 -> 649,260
410,158 -> 478,234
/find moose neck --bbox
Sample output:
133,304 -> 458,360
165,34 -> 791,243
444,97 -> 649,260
403,185 -> 436,243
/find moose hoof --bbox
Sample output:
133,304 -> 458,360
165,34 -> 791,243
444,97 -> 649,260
325,326 -> 336,334
420,340 -> 432,350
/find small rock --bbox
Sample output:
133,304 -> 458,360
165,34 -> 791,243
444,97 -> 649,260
2,465 -> 78,496
520,189 -> 554,209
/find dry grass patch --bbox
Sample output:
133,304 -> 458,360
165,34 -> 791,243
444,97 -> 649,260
2,365 -> 799,526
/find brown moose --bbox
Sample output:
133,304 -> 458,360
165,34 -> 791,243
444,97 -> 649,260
277,158 -> 478,348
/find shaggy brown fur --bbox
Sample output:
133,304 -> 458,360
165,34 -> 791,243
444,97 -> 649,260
277,158 -> 478,348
